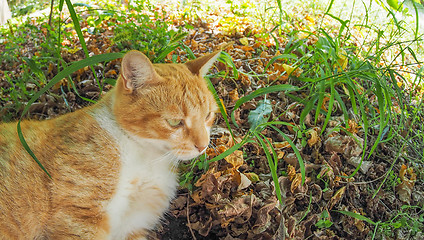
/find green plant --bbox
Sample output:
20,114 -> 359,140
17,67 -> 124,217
337,205 -> 424,239
112,3 -> 187,63
316,209 -> 333,228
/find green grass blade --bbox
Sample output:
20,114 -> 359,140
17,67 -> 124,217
264,54 -> 298,71
315,79 -> 326,124
321,78 -> 335,134
335,210 -> 376,225
65,0 -> 103,93
204,76 -> 235,142
154,43 -> 179,62
300,94 -> 318,129
17,121 -> 52,178
253,132 -> 283,205
219,52 -> 239,80
267,124 -> 305,184
333,89 -> 349,126
345,81 -> 358,115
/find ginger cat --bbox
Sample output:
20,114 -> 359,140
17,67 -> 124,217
0,49 -> 220,239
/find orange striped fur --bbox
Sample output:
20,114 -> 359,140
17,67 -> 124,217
0,50 -> 219,239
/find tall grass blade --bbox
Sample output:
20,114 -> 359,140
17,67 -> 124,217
335,210 -> 376,225
253,132 -> 283,205
65,0 -> 103,93
205,76 -> 235,142
266,123 -> 306,184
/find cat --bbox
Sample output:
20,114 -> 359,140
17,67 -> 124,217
0,49 -> 221,239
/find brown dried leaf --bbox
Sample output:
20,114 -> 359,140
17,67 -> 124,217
252,202 -> 277,234
328,186 -> 346,210
290,173 -> 302,194
287,165 -> 296,181
274,141 -> 290,149
306,128 -> 320,147
228,88 -> 240,102
190,214 -> 213,236
241,45 -> 254,52
396,164 -> 417,203
217,194 -> 255,228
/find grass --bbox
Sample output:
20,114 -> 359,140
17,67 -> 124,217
1,0 -> 424,238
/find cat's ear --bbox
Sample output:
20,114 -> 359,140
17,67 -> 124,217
185,50 -> 222,77
120,50 -> 158,94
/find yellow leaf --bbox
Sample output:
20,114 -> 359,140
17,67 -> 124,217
307,128 -> 320,147
240,37 -> 249,46
305,15 -> 315,24
282,64 -> 303,77
335,49 -> 348,72
229,88 -> 239,102
297,31 -> 309,39
287,165 -> 296,181
277,151 -> 285,159
224,150 -> 244,169
328,186 -> 346,209
67,46 -> 81,54
290,173 -> 302,193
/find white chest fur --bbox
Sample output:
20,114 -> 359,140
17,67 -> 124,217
92,106 -> 179,239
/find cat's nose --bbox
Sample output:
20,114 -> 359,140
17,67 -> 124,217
195,144 -> 208,153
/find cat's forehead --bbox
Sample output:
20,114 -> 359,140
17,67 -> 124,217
153,63 -> 192,79
140,63 -> 216,115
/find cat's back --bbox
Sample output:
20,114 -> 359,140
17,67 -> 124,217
0,120 -> 53,238
0,107 -> 120,239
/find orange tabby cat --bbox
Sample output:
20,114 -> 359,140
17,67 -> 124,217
0,49 -> 220,239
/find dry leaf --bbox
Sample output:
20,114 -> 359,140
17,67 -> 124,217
282,64 -> 303,77
238,172 -> 252,190
353,209 -> 366,232
287,164 -> 296,181
274,141 -> 290,149
307,128 -> 320,147
240,37 -> 249,46
328,186 -> 346,210
225,150 -> 244,169
290,173 -> 303,193
241,45 -> 254,52
347,119 -> 360,134
229,88 -> 240,102
277,151 -> 285,160
252,202 -> 277,234
396,164 -> 417,203
244,172 -> 260,182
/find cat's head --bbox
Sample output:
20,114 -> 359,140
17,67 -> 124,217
113,50 -> 220,160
